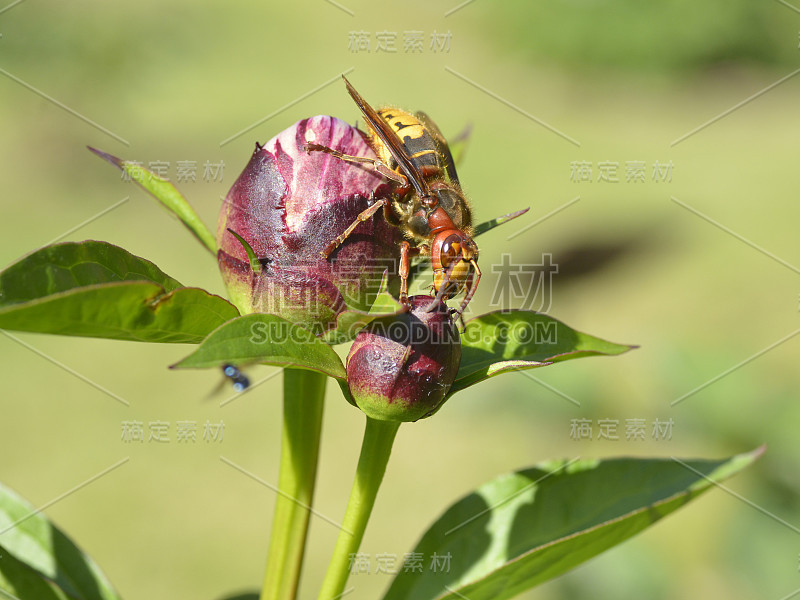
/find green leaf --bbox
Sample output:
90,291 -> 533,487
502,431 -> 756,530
216,594 -> 258,600
0,241 -> 238,343
172,313 -> 347,380
226,229 -> 261,274
0,482 -> 122,600
1,240 -> 182,299
383,447 -> 764,600
0,545 -> 72,600
88,146 -> 217,255
472,208 -> 530,238
450,310 -> 635,395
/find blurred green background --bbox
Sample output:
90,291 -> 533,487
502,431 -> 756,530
1,1 -> 799,598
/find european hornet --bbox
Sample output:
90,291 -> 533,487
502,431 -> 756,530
306,76 -> 480,317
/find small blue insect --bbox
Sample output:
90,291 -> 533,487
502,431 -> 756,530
223,364 -> 250,392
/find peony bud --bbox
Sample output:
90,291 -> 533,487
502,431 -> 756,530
346,295 -> 462,422
217,116 -> 402,337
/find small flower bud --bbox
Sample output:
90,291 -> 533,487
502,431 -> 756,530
346,295 -> 462,422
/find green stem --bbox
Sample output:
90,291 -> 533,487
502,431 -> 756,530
318,417 -> 401,600
260,369 -> 326,600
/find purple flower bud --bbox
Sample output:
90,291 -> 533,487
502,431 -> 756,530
346,295 -> 462,422
217,116 -> 402,336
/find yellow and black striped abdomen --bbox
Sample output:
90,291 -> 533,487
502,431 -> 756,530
374,107 -> 441,174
